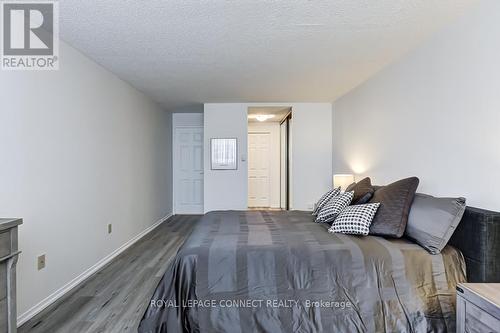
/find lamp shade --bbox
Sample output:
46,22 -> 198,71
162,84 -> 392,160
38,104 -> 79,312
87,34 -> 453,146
333,174 -> 355,191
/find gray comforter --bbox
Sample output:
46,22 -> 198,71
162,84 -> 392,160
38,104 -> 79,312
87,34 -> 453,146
138,210 -> 466,333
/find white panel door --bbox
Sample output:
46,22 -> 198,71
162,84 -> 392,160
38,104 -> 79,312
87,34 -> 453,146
174,127 -> 204,214
248,132 -> 271,208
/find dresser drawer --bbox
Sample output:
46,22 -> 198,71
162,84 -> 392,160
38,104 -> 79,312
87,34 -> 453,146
0,263 -> 6,300
465,301 -> 500,333
0,219 -> 21,333
0,297 -> 7,333
0,231 -> 11,258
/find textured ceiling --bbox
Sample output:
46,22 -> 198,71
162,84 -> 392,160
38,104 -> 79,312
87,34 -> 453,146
59,0 -> 478,110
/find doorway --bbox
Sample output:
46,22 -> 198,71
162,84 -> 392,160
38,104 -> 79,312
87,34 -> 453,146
247,107 -> 291,210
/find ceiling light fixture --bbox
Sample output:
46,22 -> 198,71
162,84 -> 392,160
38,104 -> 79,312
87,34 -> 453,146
248,114 -> 275,122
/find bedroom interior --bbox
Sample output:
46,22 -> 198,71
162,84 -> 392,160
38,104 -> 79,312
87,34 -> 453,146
1,0 -> 500,332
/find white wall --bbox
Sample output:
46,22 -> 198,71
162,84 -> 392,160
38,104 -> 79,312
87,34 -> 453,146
290,104 -> 332,210
203,104 -> 249,212
248,122 -> 280,208
204,103 -> 332,212
173,113 -> 203,127
333,0 -> 500,211
0,41 -> 172,319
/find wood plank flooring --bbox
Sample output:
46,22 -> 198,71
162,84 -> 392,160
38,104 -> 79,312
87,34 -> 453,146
19,215 -> 200,333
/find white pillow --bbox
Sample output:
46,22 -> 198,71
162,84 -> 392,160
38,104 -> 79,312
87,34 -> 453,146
329,203 -> 380,235
312,187 -> 341,216
316,191 -> 354,223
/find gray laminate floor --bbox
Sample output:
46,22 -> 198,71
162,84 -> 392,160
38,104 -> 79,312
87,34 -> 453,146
19,215 -> 200,333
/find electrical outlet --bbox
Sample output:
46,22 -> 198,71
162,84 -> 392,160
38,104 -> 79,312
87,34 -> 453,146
108,223 -> 112,234
37,254 -> 46,270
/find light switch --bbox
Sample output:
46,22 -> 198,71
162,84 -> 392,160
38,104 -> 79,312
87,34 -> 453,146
38,254 -> 46,270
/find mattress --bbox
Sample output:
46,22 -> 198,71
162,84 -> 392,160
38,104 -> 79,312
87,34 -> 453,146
139,210 -> 466,333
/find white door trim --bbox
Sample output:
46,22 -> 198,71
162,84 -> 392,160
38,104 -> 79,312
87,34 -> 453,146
173,125 -> 204,214
248,122 -> 281,208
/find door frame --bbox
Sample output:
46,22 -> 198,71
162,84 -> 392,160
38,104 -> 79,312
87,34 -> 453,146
280,111 -> 292,210
172,125 -> 204,215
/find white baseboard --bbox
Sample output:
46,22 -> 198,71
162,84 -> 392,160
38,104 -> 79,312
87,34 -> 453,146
17,213 -> 173,327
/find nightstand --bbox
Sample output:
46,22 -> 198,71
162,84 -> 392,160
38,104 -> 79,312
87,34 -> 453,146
456,283 -> 500,333
0,218 -> 22,333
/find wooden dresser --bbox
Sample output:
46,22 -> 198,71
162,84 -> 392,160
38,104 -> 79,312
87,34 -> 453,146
456,283 -> 500,333
0,219 -> 22,333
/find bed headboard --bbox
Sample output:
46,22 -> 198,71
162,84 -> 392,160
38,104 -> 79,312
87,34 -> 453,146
448,206 -> 500,282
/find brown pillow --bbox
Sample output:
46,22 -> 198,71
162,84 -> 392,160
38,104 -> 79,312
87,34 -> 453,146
345,182 -> 356,192
346,177 -> 375,205
368,177 -> 419,238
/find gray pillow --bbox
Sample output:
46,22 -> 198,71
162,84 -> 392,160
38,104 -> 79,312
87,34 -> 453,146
405,193 -> 466,254
369,177 -> 420,238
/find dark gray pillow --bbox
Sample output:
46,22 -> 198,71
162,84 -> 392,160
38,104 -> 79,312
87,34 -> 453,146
345,182 -> 356,192
346,177 -> 374,205
369,177 -> 419,238
405,194 -> 466,254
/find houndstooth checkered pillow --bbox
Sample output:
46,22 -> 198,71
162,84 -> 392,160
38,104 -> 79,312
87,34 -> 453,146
312,187 -> 341,216
316,191 -> 354,223
329,203 -> 381,235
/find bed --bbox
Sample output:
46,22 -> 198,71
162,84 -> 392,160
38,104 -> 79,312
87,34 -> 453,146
137,207 -> 500,333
